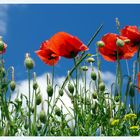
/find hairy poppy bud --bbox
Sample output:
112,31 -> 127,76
68,83 -> 74,94
91,71 -> 97,81
86,57 -> 95,63
92,92 -> 97,99
37,122 -> 42,131
55,107 -> 61,116
24,53 -> 34,70
59,89 -> 64,96
114,95 -> 120,102
36,94 -> 42,105
0,67 -> 5,78
33,81 -> 38,90
96,41 -> 105,48
31,107 -> 34,113
39,110 -> 47,124
116,38 -> 124,47
0,39 -> 4,51
99,82 -> 105,92
10,80 -> 16,91
81,66 -> 88,71
24,119 -> 28,129
47,84 -> 53,97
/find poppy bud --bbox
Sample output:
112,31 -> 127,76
92,92 -> 97,99
37,122 -> 42,131
96,41 -> 105,48
59,89 -> 64,96
24,119 -> 28,129
36,94 -> 42,105
116,38 -> 124,47
47,84 -> 53,97
114,95 -> 120,102
99,82 -> 105,92
55,107 -> 61,116
24,53 -> 34,70
68,83 -> 74,94
24,124 -> 28,130
0,39 -> 4,51
30,107 -> 34,113
0,67 -> 5,78
33,81 -> 38,90
39,110 -> 47,124
129,82 -> 135,97
10,80 -> 16,91
81,66 -> 88,71
91,71 -> 97,81
86,57 -> 95,63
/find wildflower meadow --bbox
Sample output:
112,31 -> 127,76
0,17 -> 140,136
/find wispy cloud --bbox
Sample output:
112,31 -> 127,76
0,5 -> 9,35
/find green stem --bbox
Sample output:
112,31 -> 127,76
28,70 -> 31,135
33,89 -> 37,135
84,71 -> 87,111
73,57 -> 78,136
47,95 -> 50,135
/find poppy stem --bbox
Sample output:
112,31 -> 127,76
73,57 -> 79,136
80,24 -> 103,58
52,62 -> 54,86
28,69 -> 31,136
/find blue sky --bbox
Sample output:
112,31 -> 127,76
1,4 -> 140,81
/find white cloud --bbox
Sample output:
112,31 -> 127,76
11,67 -> 115,113
0,5 -> 9,35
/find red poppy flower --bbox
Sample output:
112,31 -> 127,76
46,32 -> 88,58
121,26 -> 140,45
98,33 -> 137,62
35,41 -> 60,66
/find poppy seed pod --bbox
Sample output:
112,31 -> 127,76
116,38 -> 125,47
86,57 -> 95,63
55,107 -> 61,116
59,89 -> 64,96
39,110 -> 47,124
68,83 -> 74,94
47,84 -> 53,97
36,94 -> 42,105
10,80 -> 16,91
91,71 -> 97,81
96,41 -> 105,48
99,82 -> 105,92
24,53 -> 34,70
